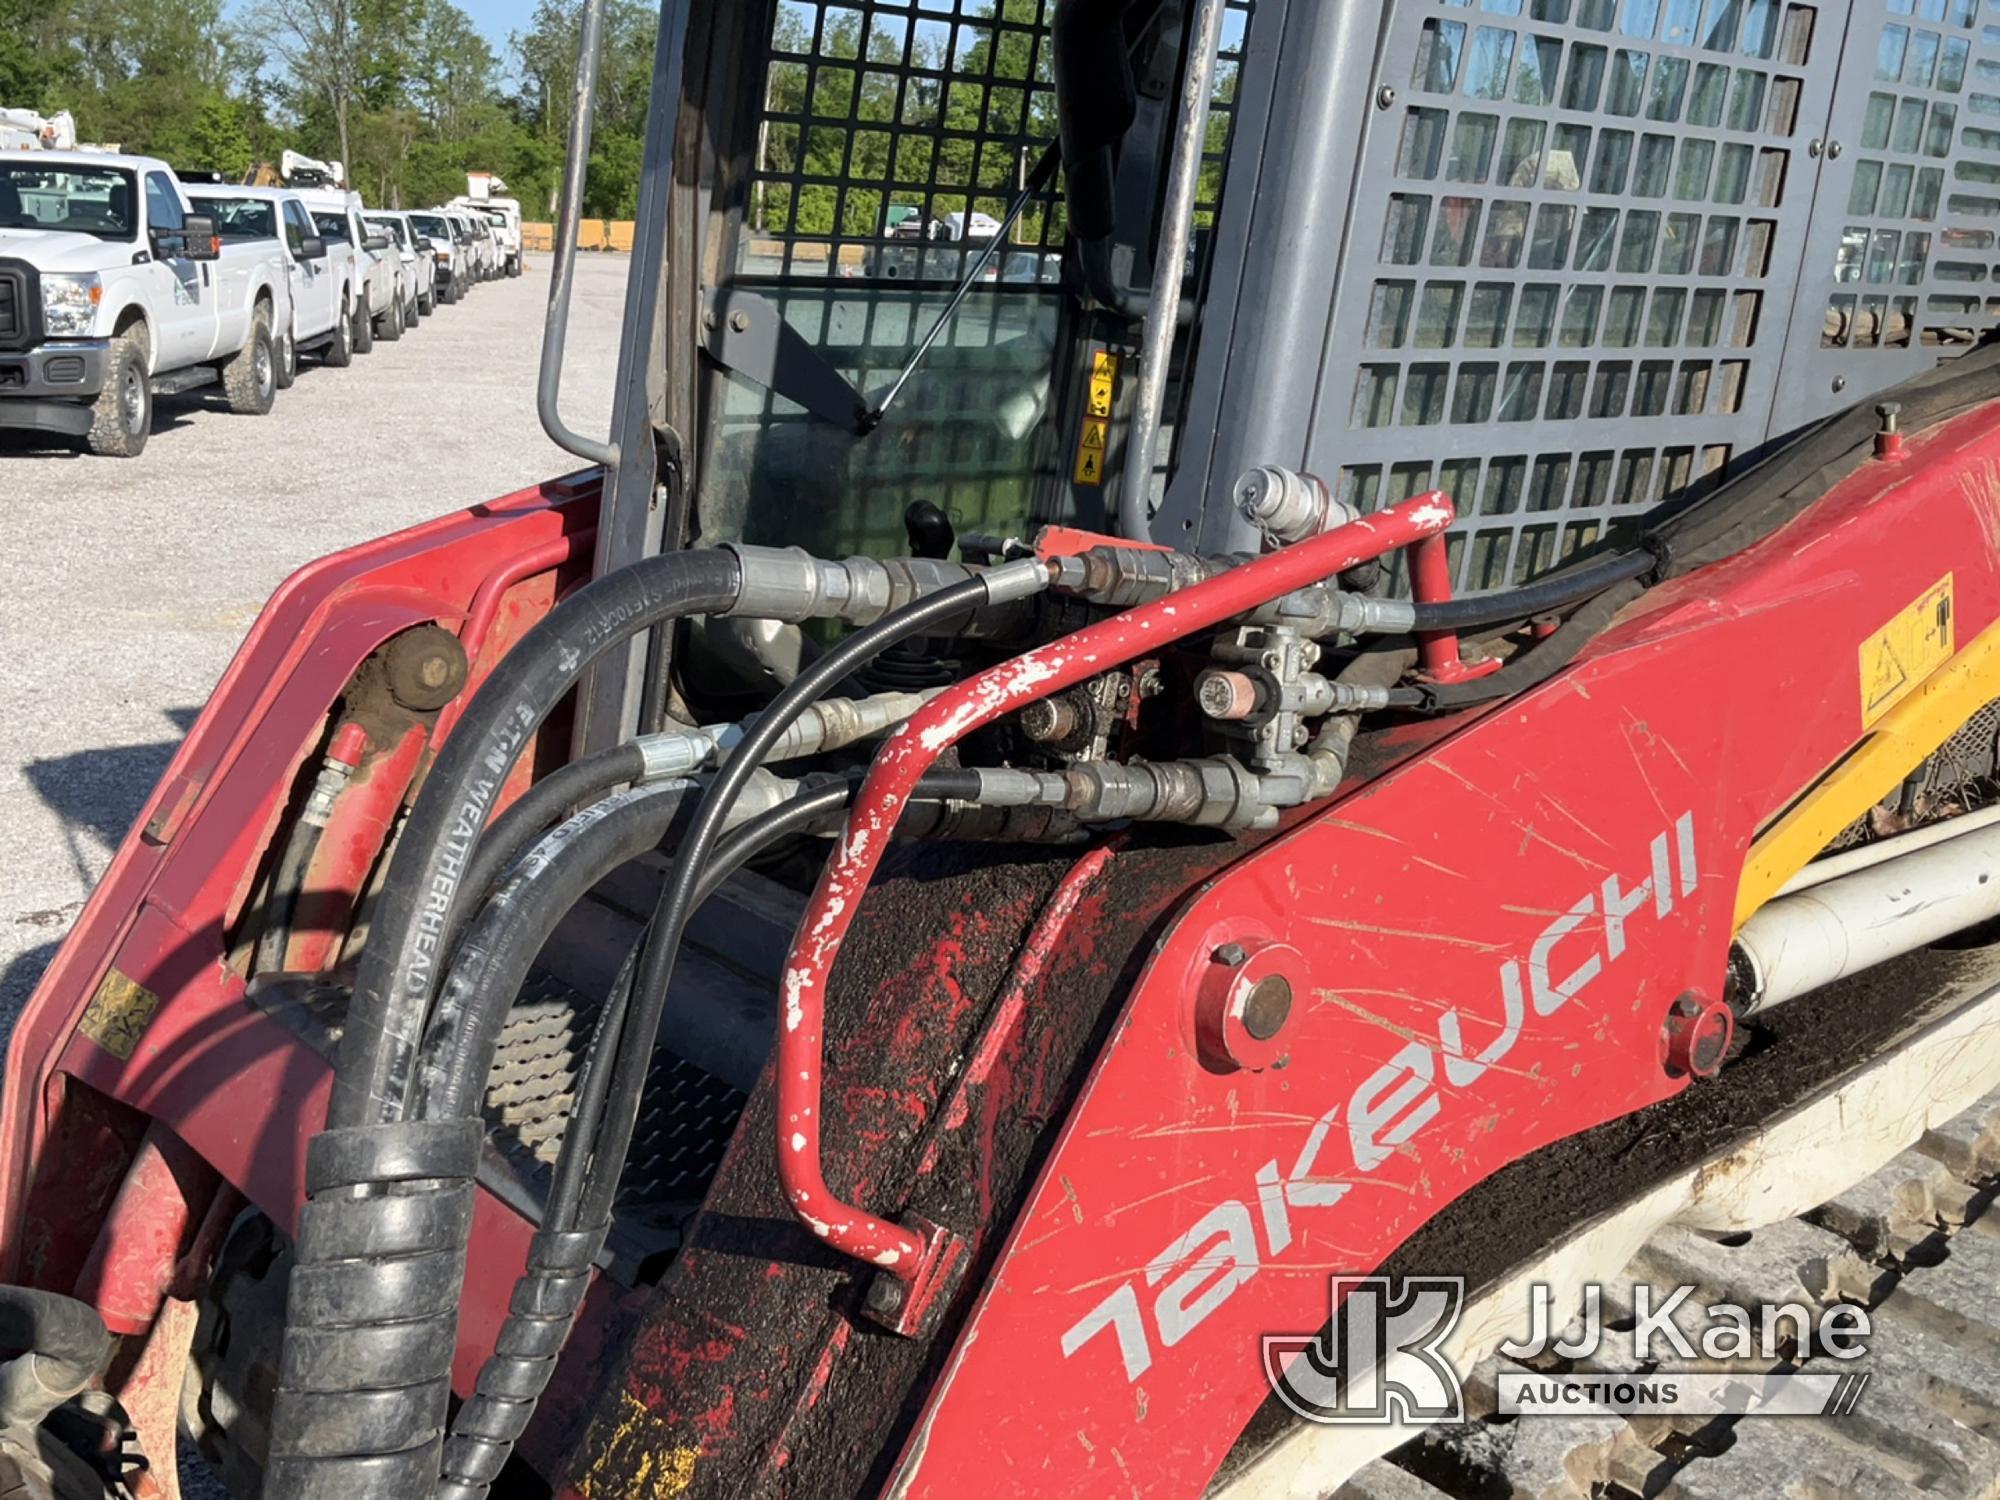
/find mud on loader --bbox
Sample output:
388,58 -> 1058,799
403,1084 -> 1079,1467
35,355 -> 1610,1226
7,0 -> 2000,1495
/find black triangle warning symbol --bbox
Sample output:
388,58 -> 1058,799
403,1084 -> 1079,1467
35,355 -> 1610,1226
1864,637 -> 1908,712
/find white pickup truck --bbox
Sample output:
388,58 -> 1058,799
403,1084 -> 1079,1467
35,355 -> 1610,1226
0,151 -> 288,455
361,211 -> 431,330
0,154 -> 290,458
293,186 -> 402,352
188,185 -> 359,384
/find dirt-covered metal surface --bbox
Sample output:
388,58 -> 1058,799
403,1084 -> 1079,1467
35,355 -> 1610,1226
545,829 -> 1239,1499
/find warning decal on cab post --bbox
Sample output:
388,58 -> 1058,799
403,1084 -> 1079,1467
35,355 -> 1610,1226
1860,574 -> 1954,725
1073,350 -> 1119,486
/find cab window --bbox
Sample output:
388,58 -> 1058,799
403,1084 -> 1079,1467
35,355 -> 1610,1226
144,173 -> 184,234
282,201 -> 310,255
311,212 -> 352,244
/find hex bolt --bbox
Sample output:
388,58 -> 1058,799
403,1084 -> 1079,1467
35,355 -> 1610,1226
1212,942 -> 1249,968
1240,975 -> 1294,1042
728,308 -> 752,333
1877,401 -> 1901,433
864,1275 -> 905,1316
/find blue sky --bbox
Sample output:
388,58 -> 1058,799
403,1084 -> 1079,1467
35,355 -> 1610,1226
228,0 -> 544,79
455,0 -> 543,58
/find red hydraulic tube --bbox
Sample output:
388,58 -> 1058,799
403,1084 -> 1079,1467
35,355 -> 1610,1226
774,491 -> 1457,1282
1409,530 -> 1504,685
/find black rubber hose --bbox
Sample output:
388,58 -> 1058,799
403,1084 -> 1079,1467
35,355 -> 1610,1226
457,740 -> 647,920
331,547 -> 742,1132
0,1286 -> 110,1423
254,813 -> 326,976
1405,548 -> 1653,633
434,578 -> 1003,1498
692,767 -> 984,910
418,780 -> 694,1121
272,551 -> 742,1500
1416,577 -> 1650,714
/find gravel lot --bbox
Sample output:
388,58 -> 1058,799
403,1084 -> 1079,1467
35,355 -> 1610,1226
0,251 -> 628,1031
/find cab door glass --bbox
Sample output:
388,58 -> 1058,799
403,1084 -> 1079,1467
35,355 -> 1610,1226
144,173 -> 185,244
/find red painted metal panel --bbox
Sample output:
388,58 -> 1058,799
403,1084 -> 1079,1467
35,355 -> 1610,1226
885,411 -> 2000,1495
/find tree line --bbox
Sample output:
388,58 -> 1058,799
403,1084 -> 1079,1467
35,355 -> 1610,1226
0,0 -> 660,216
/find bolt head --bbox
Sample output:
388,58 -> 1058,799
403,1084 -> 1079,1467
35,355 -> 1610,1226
1212,942 -> 1249,968
1376,85 -> 1396,108
728,308 -> 752,332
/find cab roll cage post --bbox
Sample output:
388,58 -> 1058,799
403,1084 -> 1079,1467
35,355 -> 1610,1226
544,0 -> 699,754
537,0 -> 619,469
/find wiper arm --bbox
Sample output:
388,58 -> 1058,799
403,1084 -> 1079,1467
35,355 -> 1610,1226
864,141 -> 1061,430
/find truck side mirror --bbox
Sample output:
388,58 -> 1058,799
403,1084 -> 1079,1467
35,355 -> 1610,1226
176,214 -> 222,261
362,233 -> 390,252
299,235 -> 327,260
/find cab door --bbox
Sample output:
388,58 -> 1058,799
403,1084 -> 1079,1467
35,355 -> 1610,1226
283,200 -> 335,338
142,172 -> 215,367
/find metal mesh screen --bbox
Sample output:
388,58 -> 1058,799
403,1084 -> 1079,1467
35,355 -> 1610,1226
1328,0 -> 1836,595
711,0 -> 1255,562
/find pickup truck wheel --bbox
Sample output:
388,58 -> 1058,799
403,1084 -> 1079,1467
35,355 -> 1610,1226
83,334 -> 150,458
323,299 -> 354,368
418,287 -> 434,316
353,293 -> 375,355
222,308 -> 277,415
274,323 -> 297,390
507,255 -> 521,278
376,294 -> 403,342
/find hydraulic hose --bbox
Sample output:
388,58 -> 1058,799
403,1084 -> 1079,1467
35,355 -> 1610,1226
1404,548 -> 1654,633
693,767 -> 985,910
457,740 -> 646,920
1411,340 -> 2000,713
419,780 -> 694,1120
269,549 -> 742,1500
333,547 -> 742,1133
0,1286 -> 110,1428
433,567 -> 1046,1498
254,815 -> 326,976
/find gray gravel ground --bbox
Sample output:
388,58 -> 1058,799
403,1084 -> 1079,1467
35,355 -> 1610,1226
0,251 -> 626,1035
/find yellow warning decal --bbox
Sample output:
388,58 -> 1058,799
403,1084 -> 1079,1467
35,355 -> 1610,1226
1073,350 -> 1119,485
1074,415 -> 1110,486
1087,350 -> 1118,417
1860,574 -> 1954,726
77,967 -> 161,1061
